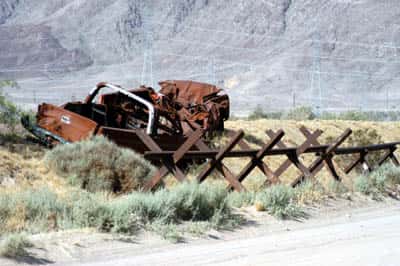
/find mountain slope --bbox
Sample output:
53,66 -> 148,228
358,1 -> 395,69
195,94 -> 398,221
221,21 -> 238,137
1,0 -> 399,114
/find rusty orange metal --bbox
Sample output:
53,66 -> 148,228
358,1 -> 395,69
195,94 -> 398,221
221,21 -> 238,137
22,80 -> 230,152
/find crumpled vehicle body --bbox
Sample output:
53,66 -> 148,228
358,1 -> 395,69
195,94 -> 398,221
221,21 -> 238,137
22,80 -> 229,152
159,80 -> 229,133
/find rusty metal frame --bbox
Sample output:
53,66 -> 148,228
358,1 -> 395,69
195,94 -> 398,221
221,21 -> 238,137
196,130 -> 246,191
265,127 -> 323,186
345,144 -> 400,174
291,128 -> 352,187
142,126 -> 400,191
88,83 -> 157,135
235,130 -> 285,185
143,128 -> 204,190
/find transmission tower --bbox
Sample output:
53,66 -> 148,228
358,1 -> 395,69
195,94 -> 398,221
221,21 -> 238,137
310,31 -> 322,114
207,57 -> 216,84
141,3 -> 154,87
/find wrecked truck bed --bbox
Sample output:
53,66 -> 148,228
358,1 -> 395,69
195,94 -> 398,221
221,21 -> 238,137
22,80 -> 229,153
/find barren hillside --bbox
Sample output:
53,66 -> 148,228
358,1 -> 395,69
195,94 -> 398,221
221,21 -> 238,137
0,0 -> 400,114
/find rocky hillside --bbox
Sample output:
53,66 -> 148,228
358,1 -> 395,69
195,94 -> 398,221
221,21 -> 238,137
0,0 -> 399,114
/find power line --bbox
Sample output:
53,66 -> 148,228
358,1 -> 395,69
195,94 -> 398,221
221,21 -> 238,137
149,19 -> 400,50
140,2 -> 154,87
3,51 -> 400,82
2,27 -> 400,67
153,38 -> 400,65
1,3 -> 396,51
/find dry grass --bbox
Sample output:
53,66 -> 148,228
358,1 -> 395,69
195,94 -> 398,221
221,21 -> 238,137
0,148 -> 68,195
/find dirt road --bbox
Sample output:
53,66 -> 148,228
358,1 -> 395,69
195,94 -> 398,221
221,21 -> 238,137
64,204 -> 400,266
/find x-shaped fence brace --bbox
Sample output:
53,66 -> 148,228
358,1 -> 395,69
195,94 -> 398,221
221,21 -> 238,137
377,147 -> 400,167
344,149 -> 373,174
196,130 -> 247,191
289,128 -> 352,187
265,127 -> 324,186
141,126 -> 399,192
137,129 -> 205,191
344,144 -> 400,174
213,129 -> 286,191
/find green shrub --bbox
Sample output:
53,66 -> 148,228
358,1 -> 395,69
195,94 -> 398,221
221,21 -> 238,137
149,221 -> 183,243
0,182 -> 240,238
0,193 -> 14,230
354,175 -> 380,197
284,106 -> 316,121
0,187 -> 113,234
337,111 -> 369,121
319,111 -> 338,120
327,180 -> 348,196
247,105 -> 283,120
45,136 -> 155,193
0,92 -> 20,132
0,80 -> 19,89
352,164 -> 399,199
103,182 -> 240,236
0,233 -> 33,258
256,185 -> 303,219
293,180 -> 325,204
112,182 -> 232,223
0,187 -> 68,234
371,163 -> 400,188
325,129 -> 384,173
246,105 -> 400,122
170,182 -> 230,221
347,129 -> 384,172
356,163 -> 400,197
248,105 -> 266,120
331,110 -> 400,122
227,191 -> 255,208
67,191 -> 111,230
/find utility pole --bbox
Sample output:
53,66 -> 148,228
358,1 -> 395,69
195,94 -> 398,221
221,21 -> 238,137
311,31 -> 322,115
309,5 -> 323,115
207,57 -> 216,84
33,90 -> 37,104
292,89 -> 296,108
386,87 -> 389,111
141,3 -> 154,88
390,25 -> 400,58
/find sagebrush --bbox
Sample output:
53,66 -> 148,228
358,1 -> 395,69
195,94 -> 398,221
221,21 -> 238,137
354,163 -> 400,197
0,233 -> 32,258
0,182 -> 240,240
0,92 -> 20,132
255,185 -> 304,219
45,136 -> 155,193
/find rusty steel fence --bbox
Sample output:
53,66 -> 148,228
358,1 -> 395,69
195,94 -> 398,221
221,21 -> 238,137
121,126 -> 400,191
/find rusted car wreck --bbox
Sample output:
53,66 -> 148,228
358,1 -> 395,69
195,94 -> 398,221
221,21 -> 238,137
21,80 -> 400,192
22,80 -> 229,153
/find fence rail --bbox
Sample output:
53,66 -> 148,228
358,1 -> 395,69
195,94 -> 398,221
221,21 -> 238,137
132,126 -> 400,191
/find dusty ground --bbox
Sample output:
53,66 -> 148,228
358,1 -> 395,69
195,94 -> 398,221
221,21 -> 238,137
0,196 -> 399,266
